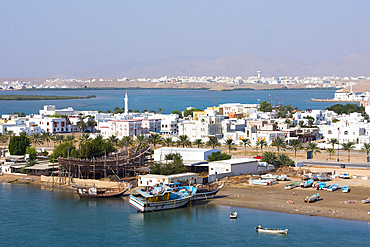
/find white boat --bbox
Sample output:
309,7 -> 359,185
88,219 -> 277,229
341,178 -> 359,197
342,185 -> 349,193
277,175 -> 290,181
362,198 -> 370,204
304,193 -> 320,203
255,225 -> 288,234
230,211 -> 237,219
300,179 -> 314,188
327,183 -> 339,192
249,179 -> 274,186
261,174 -> 278,179
129,184 -> 197,212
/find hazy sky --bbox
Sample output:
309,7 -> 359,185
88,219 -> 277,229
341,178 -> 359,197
1,0 -> 370,77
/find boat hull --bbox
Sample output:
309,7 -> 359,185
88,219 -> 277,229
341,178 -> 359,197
129,194 -> 191,212
256,229 -> 288,234
191,184 -> 224,201
77,187 -> 130,198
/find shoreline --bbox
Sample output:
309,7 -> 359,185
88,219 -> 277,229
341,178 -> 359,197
1,174 -> 369,222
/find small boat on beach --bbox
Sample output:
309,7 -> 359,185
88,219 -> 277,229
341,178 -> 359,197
300,179 -> 314,188
277,175 -> 290,181
230,211 -> 237,219
129,184 -> 197,212
188,183 -> 224,201
327,183 -> 339,192
362,198 -> 370,204
317,182 -> 326,190
285,181 -> 299,189
249,179 -> 275,186
342,185 -> 349,193
255,225 -> 288,234
304,193 -> 320,203
77,185 -> 131,198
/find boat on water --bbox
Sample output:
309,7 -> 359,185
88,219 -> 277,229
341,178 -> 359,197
327,183 -> 339,192
362,198 -> 370,204
304,193 -> 320,203
230,211 -> 237,219
342,185 -> 349,193
255,225 -> 288,234
129,183 -> 197,212
284,181 -> 299,189
77,185 -> 132,198
300,179 -> 314,188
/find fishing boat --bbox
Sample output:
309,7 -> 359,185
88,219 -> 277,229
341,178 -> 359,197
261,174 -> 278,179
317,182 -> 326,190
327,183 -> 339,192
77,185 -> 132,198
129,184 -> 197,212
255,225 -> 288,234
322,184 -> 331,191
277,175 -> 290,181
362,197 -> 370,204
284,181 -> 299,189
304,193 -> 320,203
191,183 -> 224,201
300,179 -> 314,188
249,179 -> 274,186
342,185 -> 349,193
230,211 -> 237,219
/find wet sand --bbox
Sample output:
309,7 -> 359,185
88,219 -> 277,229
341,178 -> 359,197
210,180 -> 370,222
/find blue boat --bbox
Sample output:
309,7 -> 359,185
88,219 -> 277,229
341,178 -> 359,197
327,183 -> 339,192
129,184 -> 197,212
342,185 -> 349,193
318,182 -> 326,190
300,179 -> 314,188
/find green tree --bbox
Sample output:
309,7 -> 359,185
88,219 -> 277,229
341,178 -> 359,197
288,139 -> 303,158
176,135 -> 191,148
259,101 -> 272,112
260,151 -> 278,166
65,135 -> 76,142
224,139 -> 236,154
9,134 -> 30,155
183,108 -> 201,118
206,136 -> 221,149
25,146 -> 37,160
256,140 -> 268,154
327,138 -> 338,150
108,135 -> 118,146
150,153 -> 186,175
305,142 -> 321,159
162,137 -> 173,147
207,151 -> 231,162
120,136 -> 133,154
171,110 -> 182,118
41,132 -> 53,147
361,143 -> 370,156
326,148 -> 336,160
278,153 -> 295,167
54,135 -> 65,144
147,133 -> 162,150
270,137 -> 286,154
135,135 -> 146,149
29,133 -> 44,147
240,138 -> 251,156
341,142 -> 356,162
49,141 -> 77,162
193,139 -> 204,148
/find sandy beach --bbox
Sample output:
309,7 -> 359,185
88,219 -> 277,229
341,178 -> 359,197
1,173 -> 370,222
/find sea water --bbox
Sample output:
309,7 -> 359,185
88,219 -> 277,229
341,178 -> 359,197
0,183 -> 369,247
0,89 -> 340,115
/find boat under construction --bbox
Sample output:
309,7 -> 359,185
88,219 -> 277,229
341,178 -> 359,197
58,145 -> 152,180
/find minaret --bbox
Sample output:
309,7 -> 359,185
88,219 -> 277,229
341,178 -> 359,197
124,90 -> 128,115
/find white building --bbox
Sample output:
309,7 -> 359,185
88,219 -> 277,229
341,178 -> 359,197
154,147 -> 222,162
208,158 -> 258,175
138,173 -> 200,187
29,115 -> 69,133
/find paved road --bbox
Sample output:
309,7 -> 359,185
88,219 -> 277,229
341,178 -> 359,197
303,160 -> 370,169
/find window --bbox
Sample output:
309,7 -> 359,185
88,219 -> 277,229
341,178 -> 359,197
226,169 -> 229,171
140,181 -> 142,184
344,131 -> 348,135
328,130 -> 332,134
210,168 -> 214,170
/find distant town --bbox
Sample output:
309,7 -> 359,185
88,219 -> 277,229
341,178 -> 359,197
1,73 -> 369,90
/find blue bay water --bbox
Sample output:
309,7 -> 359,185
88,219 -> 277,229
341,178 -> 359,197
0,89 -> 341,115
1,183 -> 369,247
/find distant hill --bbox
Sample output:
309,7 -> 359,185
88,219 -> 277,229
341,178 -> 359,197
64,53 -> 370,78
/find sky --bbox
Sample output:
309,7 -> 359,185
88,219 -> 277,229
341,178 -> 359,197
1,0 -> 370,77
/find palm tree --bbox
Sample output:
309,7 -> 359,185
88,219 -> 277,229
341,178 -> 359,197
79,133 -> 91,159
135,135 -> 146,148
176,135 -> 191,148
65,135 -> 76,142
206,136 -> 221,149
0,134 -> 7,144
341,142 -> 355,162
261,151 -> 278,166
240,138 -> 251,155
256,140 -> 268,154
270,137 -> 286,154
162,137 -> 173,147
327,138 -> 338,150
193,139 -> 204,148
54,135 -> 65,145
361,143 -> 370,156
326,148 -> 336,160
41,132 -> 53,147
108,135 -> 118,146
305,142 -> 321,159
76,120 -> 86,133
224,139 -> 235,154
5,130 -> 15,144
120,136 -> 133,154
288,139 -> 303,158
146,133 -> 162,150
